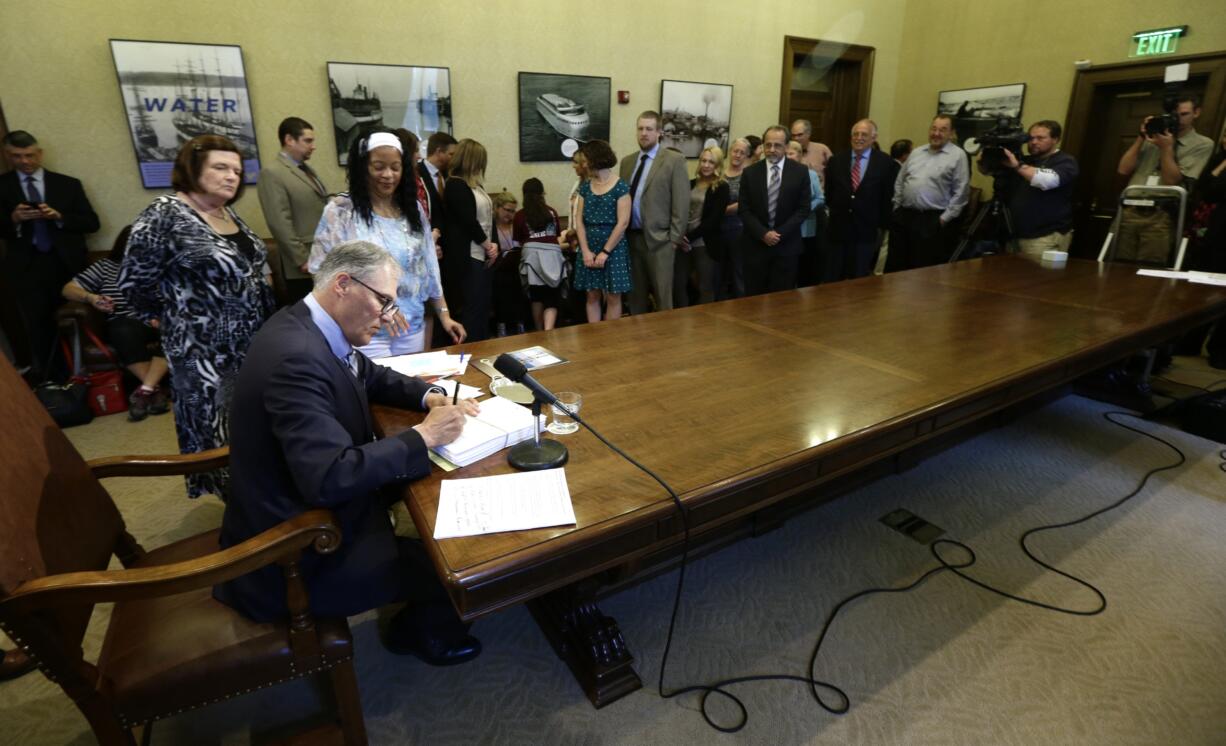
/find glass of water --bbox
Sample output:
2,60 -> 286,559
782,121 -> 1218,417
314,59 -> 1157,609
546,391 -> 582,435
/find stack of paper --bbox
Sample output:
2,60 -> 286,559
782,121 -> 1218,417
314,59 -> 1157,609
376,351 -> 470,380
432,396 -> 546,467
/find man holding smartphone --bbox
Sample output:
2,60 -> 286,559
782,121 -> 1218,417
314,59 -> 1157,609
1,130 -> 99,380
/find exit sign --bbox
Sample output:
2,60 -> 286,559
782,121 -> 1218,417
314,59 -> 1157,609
1131,26 -> 1187,57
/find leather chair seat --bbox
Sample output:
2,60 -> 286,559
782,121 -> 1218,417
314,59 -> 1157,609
97,530 -> 353,727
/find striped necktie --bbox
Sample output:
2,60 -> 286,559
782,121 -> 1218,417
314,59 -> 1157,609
851,153 -> 862,192
767,163 -> 781,226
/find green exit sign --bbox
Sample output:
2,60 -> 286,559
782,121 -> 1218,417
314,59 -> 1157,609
1131,26 -> 1187,57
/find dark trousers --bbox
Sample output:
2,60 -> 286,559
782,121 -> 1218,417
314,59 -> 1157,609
886,208 -> 952,272
835,237 -> 882,280
106,316 -> 161,365
462,257 -> 495,342
12,252 -> 74,380
743,248 -> 799,296
492,258 -> 529,329
716,220 -> 745,300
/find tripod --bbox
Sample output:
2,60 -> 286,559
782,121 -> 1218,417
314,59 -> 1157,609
948,174 -> 1018,263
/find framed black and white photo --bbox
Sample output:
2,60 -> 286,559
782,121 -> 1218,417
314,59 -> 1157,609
937,83 -> 1026,148
517,72 -> 611,163
659,80 -> 733,158
327,62 -> 452,166
109,39 -> 260,189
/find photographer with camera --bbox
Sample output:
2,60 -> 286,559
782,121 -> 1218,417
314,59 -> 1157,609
1115,95 -> 1213,264
978,120 -> 1078,256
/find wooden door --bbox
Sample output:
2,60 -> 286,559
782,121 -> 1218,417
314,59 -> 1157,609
1071,77 -> 1209,257
780,37 -> 874,149
1063,52 -> 1226,258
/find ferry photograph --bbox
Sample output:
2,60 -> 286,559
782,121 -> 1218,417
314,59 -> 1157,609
328,61 -> 452,165
517,72 -> 610,162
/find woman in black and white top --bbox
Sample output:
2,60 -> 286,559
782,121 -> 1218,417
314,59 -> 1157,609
118,135 -> 275,499
62,225 -> 170,421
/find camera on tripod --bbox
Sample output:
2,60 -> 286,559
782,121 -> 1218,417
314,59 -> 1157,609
965,118 -> 1030,175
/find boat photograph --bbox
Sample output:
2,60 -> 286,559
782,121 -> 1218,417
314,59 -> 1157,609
518,72 -> 610,162
535,93 -> 591,141
109,39 -> 261,189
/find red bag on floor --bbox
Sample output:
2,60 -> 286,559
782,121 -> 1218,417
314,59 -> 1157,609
62,324 -> 128,416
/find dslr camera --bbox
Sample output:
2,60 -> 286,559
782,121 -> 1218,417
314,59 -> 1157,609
1144,86 -> 1183,136
971,118 -> 1030,175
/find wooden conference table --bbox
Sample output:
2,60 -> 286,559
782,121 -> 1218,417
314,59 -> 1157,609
376,256 -> 1226,706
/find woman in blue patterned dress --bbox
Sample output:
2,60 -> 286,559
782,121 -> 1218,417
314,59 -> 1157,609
308,129 -> 465,356
118,136 -> 276,499
572,140 -> 631,322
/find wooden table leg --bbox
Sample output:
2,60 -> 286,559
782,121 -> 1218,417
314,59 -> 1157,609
528,579 -> 641,708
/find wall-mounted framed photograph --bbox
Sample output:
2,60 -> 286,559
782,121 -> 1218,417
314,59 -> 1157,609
937,83 -> 1026,148
659,79 -> 733,159
517,72 -> 611,163
109,39 -> 260,189
327,61 -> 452,166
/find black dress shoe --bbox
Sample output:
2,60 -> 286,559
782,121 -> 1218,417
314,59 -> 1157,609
0,648 -> 37,681
384,630 -> 482,666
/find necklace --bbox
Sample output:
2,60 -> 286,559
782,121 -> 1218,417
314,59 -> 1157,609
181,191 -> 229,222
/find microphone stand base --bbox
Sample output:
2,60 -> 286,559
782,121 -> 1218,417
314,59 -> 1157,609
508,438 -> 569,471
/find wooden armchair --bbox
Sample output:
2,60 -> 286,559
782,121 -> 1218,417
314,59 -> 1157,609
0,356 -> 367,745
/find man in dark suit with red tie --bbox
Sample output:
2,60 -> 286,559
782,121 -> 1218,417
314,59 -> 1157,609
825,119 -> 896,280
738,125 -> 811,295
0,130 -> 99,379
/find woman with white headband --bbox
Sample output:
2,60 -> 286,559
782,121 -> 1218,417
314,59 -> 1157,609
308,128 -> 464,355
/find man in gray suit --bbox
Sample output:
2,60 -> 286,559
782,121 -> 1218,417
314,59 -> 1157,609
618,111 -> 689,314
257,117 -> 329,302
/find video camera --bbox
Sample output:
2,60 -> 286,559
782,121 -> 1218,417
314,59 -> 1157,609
968,118 -> 1029,175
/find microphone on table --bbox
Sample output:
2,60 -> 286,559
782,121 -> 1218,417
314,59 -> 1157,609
493,353 -> 568,470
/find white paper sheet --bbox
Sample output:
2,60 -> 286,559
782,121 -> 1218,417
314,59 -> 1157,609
434,378 -> 485,400
433,468 -> 576,539
1135,269 -> 1188,279
377,351 -> 470,380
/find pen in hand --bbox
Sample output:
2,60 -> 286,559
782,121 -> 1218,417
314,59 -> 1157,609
452,379 -> 460,405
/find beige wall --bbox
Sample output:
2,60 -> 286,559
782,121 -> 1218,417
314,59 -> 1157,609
892,1 -> 1226,194
0,0 -> 907,252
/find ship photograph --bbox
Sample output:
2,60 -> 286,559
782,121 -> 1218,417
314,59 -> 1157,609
518,72 -> 610,163
327,62 -> 453,165
109,39 -> 260,189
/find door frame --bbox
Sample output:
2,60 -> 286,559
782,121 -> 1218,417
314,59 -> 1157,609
779,36 -> 875,129
1063,51 -> 1226,171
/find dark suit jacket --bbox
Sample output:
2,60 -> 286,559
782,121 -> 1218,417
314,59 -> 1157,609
737,158 -> 811,257
215,301 -> 435,622
417,161 -> 445,231
687,179 -> 731,260
825,148 -> 896,245
0,169 -> 98,272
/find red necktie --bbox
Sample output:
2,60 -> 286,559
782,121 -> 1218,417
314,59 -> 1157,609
851,154 -> 862,192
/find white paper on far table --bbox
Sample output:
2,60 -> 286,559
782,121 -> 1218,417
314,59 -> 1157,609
434,468 -> 576,539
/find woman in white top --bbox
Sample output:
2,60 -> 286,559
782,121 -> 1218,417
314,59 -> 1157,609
309,129 -> 464,356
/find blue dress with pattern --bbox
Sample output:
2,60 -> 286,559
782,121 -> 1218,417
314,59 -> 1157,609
573,179 -> 632,294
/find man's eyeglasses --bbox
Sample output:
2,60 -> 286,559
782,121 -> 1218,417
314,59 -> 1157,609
349,275 -> 397,316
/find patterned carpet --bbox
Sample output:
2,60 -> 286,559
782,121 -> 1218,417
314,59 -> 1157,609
4,360 -> 1226,745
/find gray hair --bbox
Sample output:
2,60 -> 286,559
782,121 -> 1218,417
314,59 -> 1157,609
731,137 -> 751,154
790,119 -> 813,135
312,239 -> 400,290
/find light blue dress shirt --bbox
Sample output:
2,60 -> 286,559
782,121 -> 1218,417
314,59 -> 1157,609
629,143 -> 659,230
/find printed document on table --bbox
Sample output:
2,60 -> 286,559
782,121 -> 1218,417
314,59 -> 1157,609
434,469 -> 576,539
